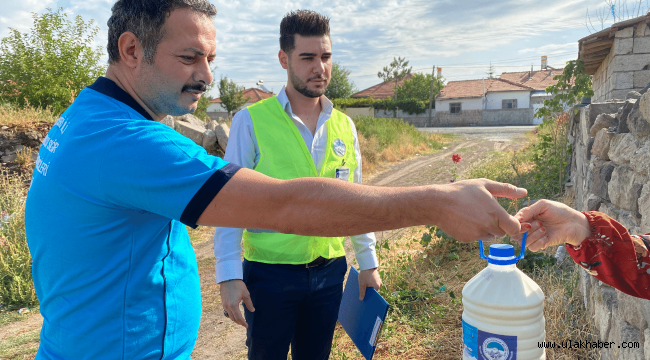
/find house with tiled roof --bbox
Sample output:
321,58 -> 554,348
350,73 -> 415,99
434,58 -> 564,126
435,78 -> 537,125
207,87 -> 275,119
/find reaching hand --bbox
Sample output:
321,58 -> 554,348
219,279 -> 255,328
514,199 -> 591,252
436,179 -> 528,242
358,268 -> 382,301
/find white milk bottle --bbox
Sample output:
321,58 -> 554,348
461,235 -> 545,360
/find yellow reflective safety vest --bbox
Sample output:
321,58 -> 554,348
243,96 -> 358,264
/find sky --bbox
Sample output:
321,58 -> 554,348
0,0 -> 645,98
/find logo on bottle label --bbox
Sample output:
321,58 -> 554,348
481,337 -> 510,360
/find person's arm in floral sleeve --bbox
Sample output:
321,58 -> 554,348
515,200 -> 650,300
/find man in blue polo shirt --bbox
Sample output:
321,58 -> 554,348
25,0 -> 529,358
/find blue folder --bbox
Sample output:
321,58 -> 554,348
338,266 -> 390,360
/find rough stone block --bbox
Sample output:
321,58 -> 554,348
207,120 -> 218,132
159,115 -> 175,129
612,89 -> 643,100
592,128 -> 616,160
629,107 -> 650,138
618,291 -> 649,331
609,133 -> 639,164
214,122 -> 230,152
637,21 -> 650,37
585,193 -> 604,212
202,129 -> 216,149
635,37 -> 650,54
617,26 -> 635,38
628,91 -> 643,100
619,322 -> 645,360
177,113 -> 205,128
614,71 -> 635,89
593,284 -> 618,341
608,165 -> 644,213
592,159 -> 615,200
619,100 -> 636,133
617,38 -> 635,55
601,201 -> 643,233
579,267 -> 592,310
645,328 -> 650,360
587,136 -> 595,160
635,70 -> 650,88
639,183 -> 650,232
631,140 -> 650,175
591,113 -> 618,136
175,120 -> 205,146
614,54 -> 650,72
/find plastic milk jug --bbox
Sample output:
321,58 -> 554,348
461,234 -> 545,360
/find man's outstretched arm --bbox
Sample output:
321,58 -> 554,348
197,168 -> 527,242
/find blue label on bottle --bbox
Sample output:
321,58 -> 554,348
462,319 -> 517,360
462,319 -> 478,359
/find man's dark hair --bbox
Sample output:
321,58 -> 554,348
279,10 -> 330,54
107,0 -> 217,64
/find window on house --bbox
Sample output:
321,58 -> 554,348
450,103 -> 461,114
502,99 -> 517,109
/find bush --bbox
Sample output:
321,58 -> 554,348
0,171 -> 38,309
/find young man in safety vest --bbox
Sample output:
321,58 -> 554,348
213,10 -> 382,360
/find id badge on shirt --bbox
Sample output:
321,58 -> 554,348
335,159 -> 350,181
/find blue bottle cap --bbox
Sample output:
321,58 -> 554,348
486,244 -> 517,265
478,232 -> 527,265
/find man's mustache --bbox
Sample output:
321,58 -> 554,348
182,83 -> 207,92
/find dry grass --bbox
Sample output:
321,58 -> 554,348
0,105 -> 56,128
359,132 -> 449,175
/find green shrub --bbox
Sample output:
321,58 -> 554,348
0,171 -> 38,309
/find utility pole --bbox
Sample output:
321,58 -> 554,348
427,65 -> 435,127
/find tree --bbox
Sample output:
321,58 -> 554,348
395,73 -> 444,102
586,0 -> 650,33
535,59 -> 594,121
377,56 -> 412,100
218,76 -> 246,118
0,8 -> 106,115
325,62 -> 356,99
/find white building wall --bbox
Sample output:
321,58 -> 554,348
207,101 -> 255,113
485,91 -> 531,110
436,98 -> 483,111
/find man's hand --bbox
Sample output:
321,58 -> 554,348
358,268 -> 382,301
436,179 -> 528,242
219,279 -> 255,328
514,199 -> 591,252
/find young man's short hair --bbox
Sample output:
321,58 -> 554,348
279,10 -> 330,54
107,0 -> 217,64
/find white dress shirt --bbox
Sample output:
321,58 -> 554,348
213,86 -> 379,283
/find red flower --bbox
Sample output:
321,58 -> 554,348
452,153 -> 462,163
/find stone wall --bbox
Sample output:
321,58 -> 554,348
482,108 -> 534,125
434,109 -> 482,126
569,88 -> 650,359
592,21 -> 650,102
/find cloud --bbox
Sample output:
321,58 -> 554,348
519,42 -> 579,55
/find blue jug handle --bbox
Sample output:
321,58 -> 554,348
478,232 -> 527,260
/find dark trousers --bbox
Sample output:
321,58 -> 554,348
242,256 -> 347,360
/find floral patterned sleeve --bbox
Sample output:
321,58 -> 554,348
565,211 -> 650,300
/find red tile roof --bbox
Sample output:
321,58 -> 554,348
350,73 -> 414,99
498,69 -> 563,91
436,78 -> 533,100
210,87 -> 274,104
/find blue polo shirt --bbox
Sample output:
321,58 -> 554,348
25,77 -> 239,359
